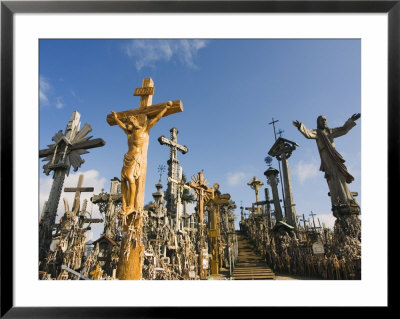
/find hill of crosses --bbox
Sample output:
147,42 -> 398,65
39,78 -> 361,280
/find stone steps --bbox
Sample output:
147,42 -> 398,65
231,233 -> 275,280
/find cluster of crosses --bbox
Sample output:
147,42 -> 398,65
39,78 -> 238,280
238,118 -> 361,280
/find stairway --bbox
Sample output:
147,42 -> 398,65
231,232 -> 275,280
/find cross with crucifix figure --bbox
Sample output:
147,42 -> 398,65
158,127 -> 188,217
206,184 -> 231,275
108,77 -> 183,280
39,113 -> 105,263
188,171 -> 214,279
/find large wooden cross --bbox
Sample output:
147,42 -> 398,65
64,174 -> 94,216
106,78 -> 183,126
188,171 -> 214,279
109,77 -> 183,280
206,186 -> 230,275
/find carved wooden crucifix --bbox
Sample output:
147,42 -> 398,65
106,79 -> 183,126
188,171 -> 214,279
108,77 -> 183,280
206,184 -> 230,275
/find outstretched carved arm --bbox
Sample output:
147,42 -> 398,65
330,114 -> 359,138
147,101 -> 172,130
111,111 -> 127,132
293,120 -> 317,139
292,120 -> 301,129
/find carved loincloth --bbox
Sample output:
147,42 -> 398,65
123,153 -> 141,179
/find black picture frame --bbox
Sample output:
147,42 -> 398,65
1,0 -> 394,317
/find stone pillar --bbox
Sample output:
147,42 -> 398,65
264,167 -> 283,222
280,152 -> 297,228
268,137 -> 298,229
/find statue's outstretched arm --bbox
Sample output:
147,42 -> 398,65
111,111 -> 127,133
293,120 -> 317,139
147,101 -> 172,130
351,113 -> 361,121
330,113 -> 360,138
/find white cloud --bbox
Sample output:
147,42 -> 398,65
123,39 -> 208,70
39,76 -> 50,106
312,213 -> 336,230
39,169 -> 107,240
226,171 -> 248,187
39,76 -> 68,109
55,97 -> 65,109
294,160 -> 319,184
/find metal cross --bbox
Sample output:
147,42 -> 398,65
268,117 -> 279,141
268,117 -> 285,211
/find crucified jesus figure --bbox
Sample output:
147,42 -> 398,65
111,101 -> 172,217
293,113 -> 361,217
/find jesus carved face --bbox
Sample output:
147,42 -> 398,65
127,114 -> 147,130
317,115 -> 328,129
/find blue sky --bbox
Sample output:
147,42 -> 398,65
39,39 -> 361,240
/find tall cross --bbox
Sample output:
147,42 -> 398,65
247,176 -> 264,214
39,111 -> 105,263
269,117 -> 279,141
158,127 -> 188,216
168,166 -> 191,231
268,117 -> 285,213
298,213 -> 309,242
157,164 -> 166,181
108,77 -> 183,280
309,211 -> 321,231
206,185 -> 230,275
188,171 -> 214,279
64,174 -> 94,216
